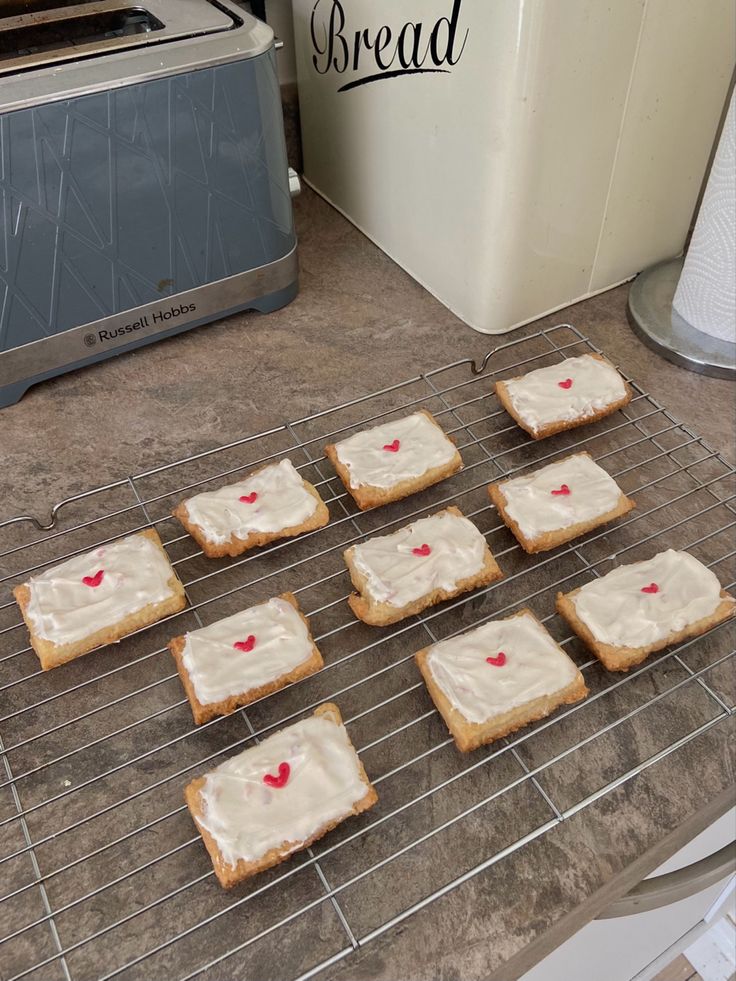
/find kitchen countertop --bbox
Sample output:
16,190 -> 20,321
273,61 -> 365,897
1,192 -> 734,513
0,187 -> 734,981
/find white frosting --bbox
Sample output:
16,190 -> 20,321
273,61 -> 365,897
197,715 -> 368,866
182,459 -> 318,546
350,510 -> 486,608
333,411 -> 457,490
571,549 -> 731,648
503,354 -> 627,434
426,612 -> 579,723
498,453 -> 624,539
181,597 -> 315,706
25,532 -> 178,647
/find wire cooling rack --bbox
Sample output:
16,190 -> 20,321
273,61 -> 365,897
0,324 -> 734,981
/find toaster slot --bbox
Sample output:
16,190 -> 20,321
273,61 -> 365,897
0,0 -> 237,73
0,8 -> 165,60
0,0 -> 106,15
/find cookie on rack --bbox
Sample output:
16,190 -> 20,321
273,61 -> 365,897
172,458 -> 329,559
488,451 -> 635,554
169,592 -> 323,725
556,549 -> 736,672
13,528 -> 186,671
324,409 -> 463,510
344,505 -> 503,626
185,702 -> 377,888
415,608 -> 588,752
495,353 -> 633,440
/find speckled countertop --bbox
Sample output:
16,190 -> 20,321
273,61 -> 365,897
0,188 -> 734,981
2,191 -> 734,513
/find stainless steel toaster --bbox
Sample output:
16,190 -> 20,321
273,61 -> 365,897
0,0 -> 298,407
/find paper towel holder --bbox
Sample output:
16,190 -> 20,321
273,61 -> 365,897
627,257 -> 736,380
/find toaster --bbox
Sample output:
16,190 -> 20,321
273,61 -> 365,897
0,0 -> 298,408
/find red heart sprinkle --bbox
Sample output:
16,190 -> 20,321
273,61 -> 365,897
486,651 -> 507,667
383,439 -> 400,452
551,484 -> 571,496
263,762 -> 290,789
641,583 -> 659,594
233,635 -> 256,653
558,378 -> 573,389
82,569 -> 104,588
412,543 -> 431,556
239,492 -> 258,504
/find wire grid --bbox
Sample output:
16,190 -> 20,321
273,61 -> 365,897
0,324 -> 734,981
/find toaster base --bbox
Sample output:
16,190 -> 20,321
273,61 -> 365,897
0,247 -> 298,408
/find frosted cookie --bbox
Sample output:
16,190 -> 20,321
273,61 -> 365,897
324,409 -> 463,510
169,592 -> 323,725
185,702 -> 377,888
173,458 -> 329,559
495,353 -> 633,439
488,451 -> 635,553
556,549 -> 736,672
415,609 -> 588,752
13,528 -> 186,670
344,505 -> 503,626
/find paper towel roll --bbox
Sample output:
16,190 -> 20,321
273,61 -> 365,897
673,92 -> 736,343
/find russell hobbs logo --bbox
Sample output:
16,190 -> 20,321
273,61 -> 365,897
310,0 -> 469,93
84,303 -> 197,347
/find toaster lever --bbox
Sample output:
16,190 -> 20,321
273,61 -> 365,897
289,168 -> 301,198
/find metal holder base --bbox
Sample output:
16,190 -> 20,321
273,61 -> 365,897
628,257 -> 736,380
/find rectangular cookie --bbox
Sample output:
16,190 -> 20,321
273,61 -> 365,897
169,592 -> 323,725
556,548 -> 736,671
488,451 -> 635,553
185,702 -> 377,888
13,528 -> 187,670
344,505 -> 503,626
324,408 -> 463,510
495,353 -> 633,439
415,608 -> 588,752
172,458 -> 329,559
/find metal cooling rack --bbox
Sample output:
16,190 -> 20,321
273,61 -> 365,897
0,324 -> 734,981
